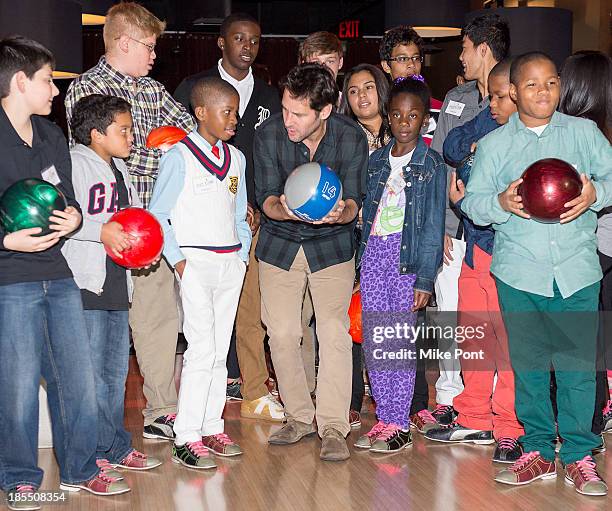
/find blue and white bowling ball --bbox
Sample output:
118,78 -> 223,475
284,162 -> 343,222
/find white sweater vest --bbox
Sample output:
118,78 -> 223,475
172,135 -> 242,251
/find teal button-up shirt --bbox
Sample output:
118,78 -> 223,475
462,111 -> 612,298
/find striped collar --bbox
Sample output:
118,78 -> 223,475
180,133 -> 231,181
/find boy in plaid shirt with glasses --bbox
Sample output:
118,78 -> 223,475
65,2 -> 194,443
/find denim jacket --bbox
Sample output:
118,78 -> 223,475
357,137 -> 447,294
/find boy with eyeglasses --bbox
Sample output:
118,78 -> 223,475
65,1 -> 195,444
379,25 -> 442,146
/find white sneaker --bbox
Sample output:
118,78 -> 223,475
240,393 -> 285,422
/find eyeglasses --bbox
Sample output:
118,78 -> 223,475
387,55 -> 423,64
115,36 -> 156,53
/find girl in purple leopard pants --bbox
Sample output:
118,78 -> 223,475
355,77 -> 446,453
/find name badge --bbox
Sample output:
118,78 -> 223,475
41,165 -> 61,186
445,100 -> 466,117
192,174 -> 215,195
387,173 -> 406,195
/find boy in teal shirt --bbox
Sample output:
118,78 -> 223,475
462,52 -> 612,496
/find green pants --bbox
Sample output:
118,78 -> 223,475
496,278 -> 600,464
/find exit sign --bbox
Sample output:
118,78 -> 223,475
338,20 -> 360,39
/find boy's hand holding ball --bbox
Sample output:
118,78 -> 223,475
101,221 -> 133,258
498,178 -> 530,218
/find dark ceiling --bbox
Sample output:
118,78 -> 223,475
140,0 -> 385,35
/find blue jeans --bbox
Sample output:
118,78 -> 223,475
0,278 -> 99,490
83,310 -> 132,463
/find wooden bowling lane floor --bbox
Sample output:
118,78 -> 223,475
28,357 -> 610,511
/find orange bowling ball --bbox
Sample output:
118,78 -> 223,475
348,291 -> 363,344
146,126 -> 187,152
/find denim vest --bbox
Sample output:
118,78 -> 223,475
357,137 -> 447,293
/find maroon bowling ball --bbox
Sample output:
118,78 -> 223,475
518,158 -> 582,223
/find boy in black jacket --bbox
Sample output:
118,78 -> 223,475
174,13 -> 284,421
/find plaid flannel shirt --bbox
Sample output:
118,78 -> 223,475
254,112 -> 368,272
65,56 -> 195,208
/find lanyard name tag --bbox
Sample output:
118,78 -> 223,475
387,173 -> 406,194
192,175 -> 215,194
41,165 -> 61,186
445,100 -> 466,117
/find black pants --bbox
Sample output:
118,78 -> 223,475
598,251 -> 612,373
227,328 -> 241,380
410,309 -> 430,414
351,342 -> 365,411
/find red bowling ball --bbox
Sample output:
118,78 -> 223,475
518,158 -> 582,223
146,126 -> 187,152
105,208 -> 164,269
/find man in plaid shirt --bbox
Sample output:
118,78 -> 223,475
254,64 -> 368,461
65,2 -> 194,441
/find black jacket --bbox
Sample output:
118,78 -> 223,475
174,66 -> 281,208
0,107 -> 80,286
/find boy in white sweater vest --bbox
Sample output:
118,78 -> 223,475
150,77 -> 251,469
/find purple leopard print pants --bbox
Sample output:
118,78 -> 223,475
361,233 -> 417,429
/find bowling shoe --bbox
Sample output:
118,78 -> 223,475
410,409 -> 438,434
143,413 -> 176,441
355,421 -> 387,449
201,433 -> 243,457
96,459 -> 123,480
431,404 -> 457,426
226,380 -> 243,401
172,441 -> 217,470
425,422 -> 494,444
60,472 -> 130,495
5,485 -> 41,511
113,449 -> 162,470
493,437 -> 523,463
369,424 -> 412,453
349,410 -> 361,429
564,456 -> 608,496
494,451 -> 556,486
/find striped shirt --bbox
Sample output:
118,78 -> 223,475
65,56 -> 195,208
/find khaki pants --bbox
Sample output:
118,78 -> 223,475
130,259 -> 179,425
235,231 -> 269,401
259,248 -> 354,436
236,230 -> 319,399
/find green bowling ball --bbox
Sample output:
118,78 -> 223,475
0,178 -> 67,234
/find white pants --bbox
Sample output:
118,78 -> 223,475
434,237 -> 466,405
174,249 -> 246,444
